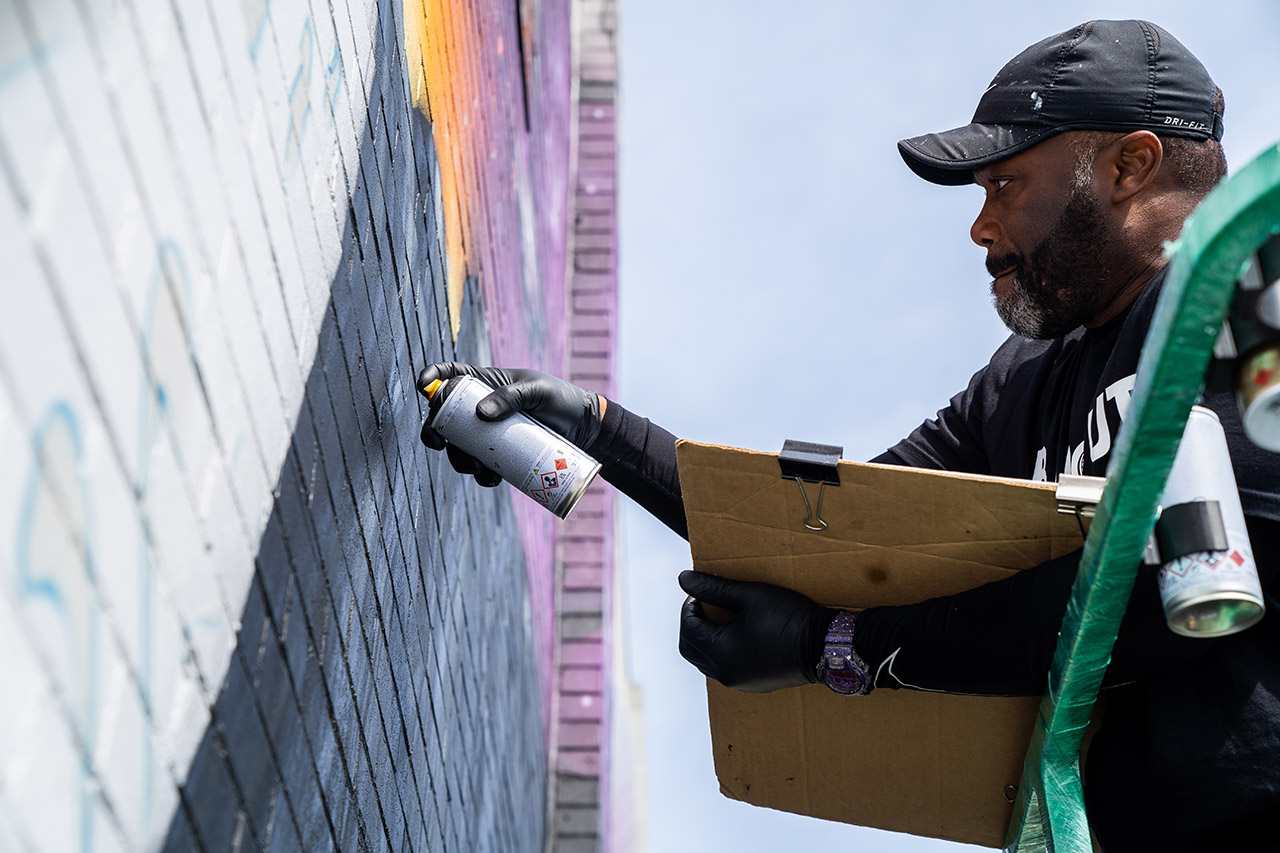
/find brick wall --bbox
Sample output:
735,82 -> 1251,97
547,0 -> 626,850
0,0 -> 592,849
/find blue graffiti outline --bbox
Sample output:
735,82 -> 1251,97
282,19 -> 315,177
246,0 -> 272,63
0,37 -> 61,93
138,240 -> 196,458
135,238 -> 194,834
15,400 -> 100,853
324,39 -> 343,127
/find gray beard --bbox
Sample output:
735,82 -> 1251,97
990,186 -> 1119,339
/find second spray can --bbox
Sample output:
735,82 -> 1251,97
1156,406 -> 1265,637
422,375 -> 601,519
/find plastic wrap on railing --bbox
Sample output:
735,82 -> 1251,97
1005,143 -> 1280,852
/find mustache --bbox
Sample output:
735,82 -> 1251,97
986,253 -> 1021,278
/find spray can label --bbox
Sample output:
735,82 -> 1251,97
1156,406 -> 1265,637
428,376 -> 601,518
1239,343 -> 1280,452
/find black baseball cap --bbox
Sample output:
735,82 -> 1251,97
898,20 -> 1223,186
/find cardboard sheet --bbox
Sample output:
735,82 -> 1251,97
676,440 -> 1086,848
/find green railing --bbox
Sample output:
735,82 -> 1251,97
1005,141 -> 1280,852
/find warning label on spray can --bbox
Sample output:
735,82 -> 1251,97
427,376 -> 601,519
1156,406 -> 1265,637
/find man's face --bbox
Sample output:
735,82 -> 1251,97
972,134 -> 1121,339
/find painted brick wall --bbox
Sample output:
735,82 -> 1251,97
0,0 -> 587,849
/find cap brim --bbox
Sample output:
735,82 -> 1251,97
897,123 -> 1059,186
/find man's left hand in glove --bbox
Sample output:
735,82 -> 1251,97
677,570 -> 839,693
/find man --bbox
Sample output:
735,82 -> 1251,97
419,21 -> 1280,850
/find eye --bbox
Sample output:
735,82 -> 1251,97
991,177 -> 1012,192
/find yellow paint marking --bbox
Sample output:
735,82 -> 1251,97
404,0 -> 474,340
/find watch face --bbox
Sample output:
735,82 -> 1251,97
819,612 -> 868,695
821,655 -> 866,694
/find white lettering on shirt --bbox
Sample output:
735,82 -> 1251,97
1065,441 -> 1086,476
1088,393 -> 1111,462
1105,374 -> 1135,421
1033,371 -> 1138,480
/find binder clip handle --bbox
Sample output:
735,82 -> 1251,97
779,439 -> 842,531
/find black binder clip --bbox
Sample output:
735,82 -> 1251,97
1155,500 -> 1229,562
778,439 -> 842,531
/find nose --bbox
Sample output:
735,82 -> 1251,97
970,200 -> 1002,248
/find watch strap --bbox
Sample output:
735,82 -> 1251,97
815,610 -> 872,695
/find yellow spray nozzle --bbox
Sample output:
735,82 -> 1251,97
422,378 -> 443,398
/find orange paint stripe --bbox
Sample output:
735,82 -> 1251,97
405,0 -> 478,340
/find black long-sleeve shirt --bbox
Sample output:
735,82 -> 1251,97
587,268 -> 1280,851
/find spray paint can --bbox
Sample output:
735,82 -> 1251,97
1221,234 -> 1280,451
1156,406 -> 1265,637
1238,342 -> 1280,451
423,375 -> 601,519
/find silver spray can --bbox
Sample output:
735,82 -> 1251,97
1238,342 -> 1280,452
1156,406 -> 1265,637
425,375 -> 601,519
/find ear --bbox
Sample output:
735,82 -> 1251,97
1105,131 -> 1162,204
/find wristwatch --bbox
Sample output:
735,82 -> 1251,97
815,611 -> 872,695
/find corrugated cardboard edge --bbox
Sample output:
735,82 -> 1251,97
677,439 -> 1086,848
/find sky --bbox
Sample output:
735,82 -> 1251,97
612,2 -> 1280,851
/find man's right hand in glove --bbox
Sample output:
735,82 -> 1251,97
416,363 -> 605,487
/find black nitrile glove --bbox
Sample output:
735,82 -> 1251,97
678,570 -> 838,693
417,362 -> 604,487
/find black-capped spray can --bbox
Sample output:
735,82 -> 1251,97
1157,406 -> 1265,637
424,376 -> 601,519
